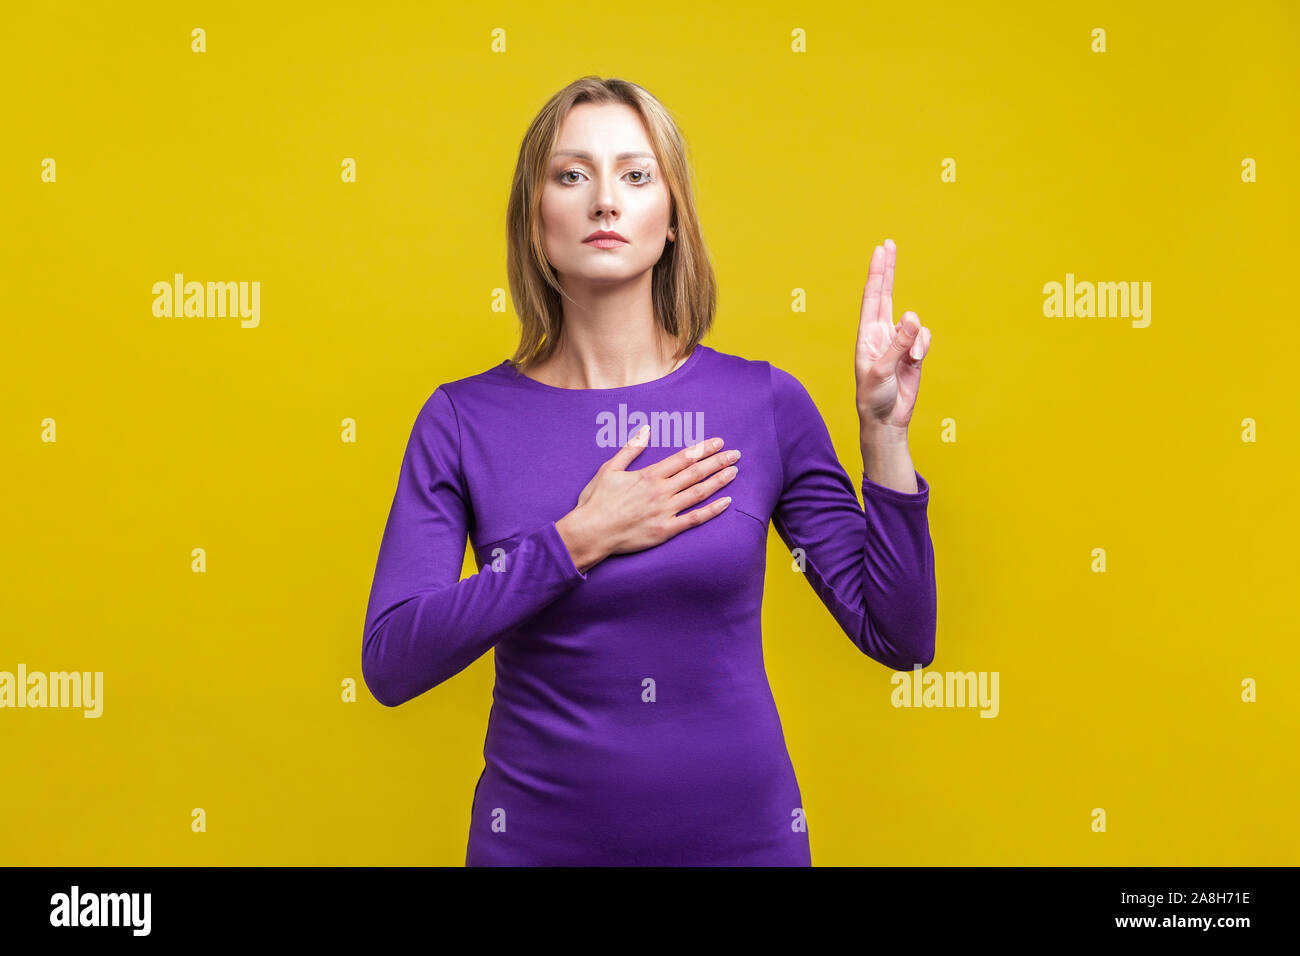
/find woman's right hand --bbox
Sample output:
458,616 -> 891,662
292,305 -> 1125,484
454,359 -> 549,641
555,426 -> 740,573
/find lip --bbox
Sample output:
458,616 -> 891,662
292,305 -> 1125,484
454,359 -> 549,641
584,230 -> 628,247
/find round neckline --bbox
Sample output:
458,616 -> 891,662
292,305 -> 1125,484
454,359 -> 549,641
502,344 -> 707,394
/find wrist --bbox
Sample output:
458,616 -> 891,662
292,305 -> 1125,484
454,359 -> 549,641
860,427 -> 917,493
555,508 -> 607,574
860,421 -> 910,446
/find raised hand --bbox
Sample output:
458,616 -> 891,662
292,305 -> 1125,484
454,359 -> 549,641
854,238 -> 931,434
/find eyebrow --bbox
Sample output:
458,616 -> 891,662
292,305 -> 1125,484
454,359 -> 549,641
551,150 -> 657,161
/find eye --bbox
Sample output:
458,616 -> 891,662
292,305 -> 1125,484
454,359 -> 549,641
555,168 -> 654,186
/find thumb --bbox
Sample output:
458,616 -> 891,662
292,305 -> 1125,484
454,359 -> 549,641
603,424 -> 651,472
882,312 -> 921,375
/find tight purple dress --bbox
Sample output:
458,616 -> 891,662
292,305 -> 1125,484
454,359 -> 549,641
362,344 -> 936,865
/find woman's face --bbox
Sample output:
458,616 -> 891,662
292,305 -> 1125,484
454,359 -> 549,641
539,102 -> 674,291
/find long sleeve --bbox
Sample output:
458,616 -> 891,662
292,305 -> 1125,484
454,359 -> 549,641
361,387 -> 588,707
769,364 -> 937,670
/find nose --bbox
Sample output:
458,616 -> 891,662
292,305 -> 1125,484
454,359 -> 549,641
593,182 -> 618,220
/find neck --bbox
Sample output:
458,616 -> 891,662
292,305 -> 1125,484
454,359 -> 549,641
532,284 -> 686,389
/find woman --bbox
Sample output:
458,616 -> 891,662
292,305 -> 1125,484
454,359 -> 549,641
362,76 -> 936,866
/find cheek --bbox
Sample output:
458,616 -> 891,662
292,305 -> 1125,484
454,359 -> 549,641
538,194 -> 574,256
633,187 -> 671,224
539,187 -> 577,226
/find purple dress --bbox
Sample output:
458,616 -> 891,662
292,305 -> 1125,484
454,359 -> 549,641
362,344 -> 936,865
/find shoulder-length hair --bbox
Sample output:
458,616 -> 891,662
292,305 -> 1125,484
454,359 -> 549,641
505,76 -> 716,373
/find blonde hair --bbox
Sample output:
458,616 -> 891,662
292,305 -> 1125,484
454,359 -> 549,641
504,76 -> 717,373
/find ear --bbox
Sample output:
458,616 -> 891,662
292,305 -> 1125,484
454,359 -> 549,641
668,226 -> 676,242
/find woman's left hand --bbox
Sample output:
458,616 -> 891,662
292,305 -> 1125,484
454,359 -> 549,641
854,238 -> 931,434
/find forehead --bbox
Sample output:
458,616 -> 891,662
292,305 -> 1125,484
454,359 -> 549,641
552,102 -> 656,160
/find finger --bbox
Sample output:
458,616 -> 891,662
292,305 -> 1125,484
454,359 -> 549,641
895,325 -> 927,411
858,244 -> 884,336
877,311 -> 921,377
879,238 -> 896,327
908,325 -> 930,362
667,455 -> 738,507
663,446 -> 738,496
665,491 -> 731,537
643,435 -> 724,480
603,423 -> 653,472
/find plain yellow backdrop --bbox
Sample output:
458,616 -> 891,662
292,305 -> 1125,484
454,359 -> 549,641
2,0 -> 1298,865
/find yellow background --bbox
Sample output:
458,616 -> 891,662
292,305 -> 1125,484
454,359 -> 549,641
3,0 -> 1297,865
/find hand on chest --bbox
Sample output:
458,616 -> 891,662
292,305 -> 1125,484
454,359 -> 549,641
465,403 -> 779,562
